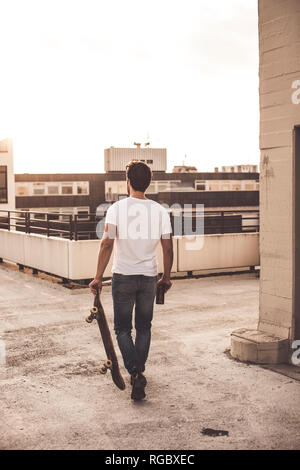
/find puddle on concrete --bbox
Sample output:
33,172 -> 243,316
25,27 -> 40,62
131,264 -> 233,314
201,428 -> 229,437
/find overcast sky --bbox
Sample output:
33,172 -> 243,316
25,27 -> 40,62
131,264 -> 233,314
0,0 -> 259,174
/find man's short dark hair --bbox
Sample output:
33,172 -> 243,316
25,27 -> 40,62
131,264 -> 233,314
126,160 -> 152,192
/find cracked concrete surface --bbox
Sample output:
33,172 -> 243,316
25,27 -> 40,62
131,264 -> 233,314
0,263 -> 299,450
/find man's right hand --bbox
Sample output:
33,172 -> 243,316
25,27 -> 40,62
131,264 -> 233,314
157,275 -> 172,292
89,278 -> 103,296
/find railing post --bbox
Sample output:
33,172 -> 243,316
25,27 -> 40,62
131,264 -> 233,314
46,213 -> 50,237
221,211 -> 224,234
25,212 -> 29,234
28,212 -> 31,234
74,214 -> 78,241
69,215 -> 73,241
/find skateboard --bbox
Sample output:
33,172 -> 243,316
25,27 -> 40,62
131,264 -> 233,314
85,291 -> 125,391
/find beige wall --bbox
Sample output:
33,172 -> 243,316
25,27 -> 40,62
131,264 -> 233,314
0,230 -> 69,278
258,0 -> 300,339
0,229 -> 259,281
68,237 -> 178,280
178,233 -> 259,272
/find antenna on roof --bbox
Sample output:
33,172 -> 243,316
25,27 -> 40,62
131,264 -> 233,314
144,131 -> 150,147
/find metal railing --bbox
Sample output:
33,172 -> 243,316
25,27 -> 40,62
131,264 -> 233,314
0,210 -> 102,241
171,209 -> 260,235
0,209 -> 259,240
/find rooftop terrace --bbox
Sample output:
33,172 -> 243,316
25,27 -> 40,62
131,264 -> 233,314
0,264 -> 299,450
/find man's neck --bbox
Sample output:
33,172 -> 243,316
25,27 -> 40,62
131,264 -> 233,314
129,191 -> 147,200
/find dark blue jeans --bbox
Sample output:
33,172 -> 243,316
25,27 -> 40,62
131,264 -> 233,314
112,273 -> 157,375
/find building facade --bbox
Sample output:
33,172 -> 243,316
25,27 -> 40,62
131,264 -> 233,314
219,164 -> 258,173
104,146 -> 167,172
15,170 -> 260,215
0,138 -> 15,211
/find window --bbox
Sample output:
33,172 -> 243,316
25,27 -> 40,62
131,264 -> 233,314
48,212 -> 59,220
61,185 -> 73,195
157,182 -> 169,191
195,180 -> 206,191
76,182 -> 88,195
77,210 -> 89,220
48,185 -> 59,195
16,181 -> 89,197
59,213 -> 72,221
33,183 -> 45,195
196,183 -> 206,191
105,181 -> 126,201
32,212 -> 46,220
146,182 -> 156,194
146,180 -> 182,194
0,142 -> 8,152
0,166 -> 7,203
16,185 -> 29,196
170,181 -> 182,189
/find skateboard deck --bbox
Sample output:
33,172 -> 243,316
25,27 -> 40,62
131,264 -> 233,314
86,291 -> 125,391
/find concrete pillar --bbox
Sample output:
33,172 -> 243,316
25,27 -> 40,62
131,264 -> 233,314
295,127 -> 300,340
231,0 -> 300,363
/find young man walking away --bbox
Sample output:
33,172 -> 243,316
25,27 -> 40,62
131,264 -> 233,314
89,161 -> 173,401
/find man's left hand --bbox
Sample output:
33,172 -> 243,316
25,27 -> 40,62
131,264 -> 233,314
157,275 -> 172,292
89,278 -> 103,296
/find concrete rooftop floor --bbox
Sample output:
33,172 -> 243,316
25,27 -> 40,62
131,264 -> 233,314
0,263 -> 299,450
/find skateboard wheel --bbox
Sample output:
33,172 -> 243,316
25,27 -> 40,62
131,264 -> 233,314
100,366 -> 107,375
105,360 -> 112,369
85,316 -> 93,323
90,306 -> 98,314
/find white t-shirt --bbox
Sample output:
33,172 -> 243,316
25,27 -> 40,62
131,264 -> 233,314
105,196 -> 172,276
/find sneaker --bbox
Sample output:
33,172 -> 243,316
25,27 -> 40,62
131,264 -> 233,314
130,371 -> 147,386
131,371 -> 147,401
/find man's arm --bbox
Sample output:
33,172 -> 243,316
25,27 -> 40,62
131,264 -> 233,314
158,234 -> 173,291
89,223 -> 115,295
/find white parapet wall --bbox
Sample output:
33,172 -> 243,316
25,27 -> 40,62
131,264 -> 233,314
68,236 -> 178,279
0,229 -> 259,280
0,230 -> 25,265
177,233 -> 259,272
0,229 -> 69,278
